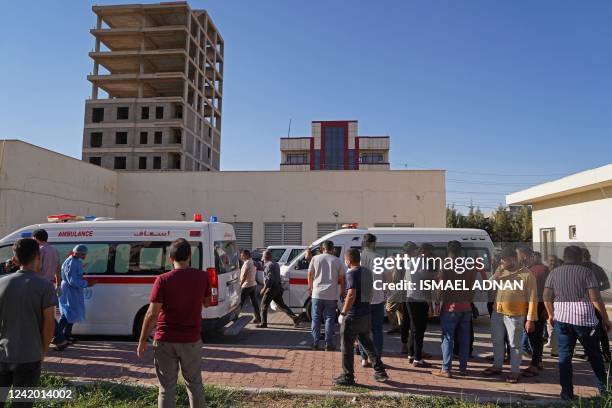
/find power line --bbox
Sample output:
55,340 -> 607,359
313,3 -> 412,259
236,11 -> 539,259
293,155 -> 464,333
404,163 -> 566,178
447,178 -> 538,187
447,189 -> 513,195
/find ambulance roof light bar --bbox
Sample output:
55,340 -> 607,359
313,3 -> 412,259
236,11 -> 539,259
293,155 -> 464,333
47,214 -> 96,223
341,223 -> 359,229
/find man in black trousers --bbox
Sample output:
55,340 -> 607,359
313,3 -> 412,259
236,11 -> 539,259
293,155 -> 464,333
335,248 -> 389,386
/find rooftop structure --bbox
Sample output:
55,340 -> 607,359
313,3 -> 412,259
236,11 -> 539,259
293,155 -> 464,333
280,120 -> 390,171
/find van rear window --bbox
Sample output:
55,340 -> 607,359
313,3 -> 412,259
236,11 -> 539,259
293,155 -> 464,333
214,241 -> 239,274
268,248 -> 285,263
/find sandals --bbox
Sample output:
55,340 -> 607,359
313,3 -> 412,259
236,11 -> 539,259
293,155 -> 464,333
506,374 -> 520,383
482,366 -> 502,376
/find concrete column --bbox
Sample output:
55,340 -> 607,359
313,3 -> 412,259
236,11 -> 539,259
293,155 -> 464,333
92,15 -> 102,99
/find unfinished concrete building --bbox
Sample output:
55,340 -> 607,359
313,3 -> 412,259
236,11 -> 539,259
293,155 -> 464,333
82,2 -> 223,171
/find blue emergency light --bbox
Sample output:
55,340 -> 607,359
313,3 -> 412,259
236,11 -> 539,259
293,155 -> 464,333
20,231 -> 32,238
210,216 -> 218,222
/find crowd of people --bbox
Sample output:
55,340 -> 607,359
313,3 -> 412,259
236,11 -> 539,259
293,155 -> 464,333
0,229 -> 609,407
296,233 -> 611,398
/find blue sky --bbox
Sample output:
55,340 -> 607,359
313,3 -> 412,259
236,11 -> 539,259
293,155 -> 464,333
1,1 -> 611,212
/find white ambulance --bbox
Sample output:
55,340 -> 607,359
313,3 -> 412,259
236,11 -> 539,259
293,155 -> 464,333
0,216 -> 242,338
279,226 -> 496,319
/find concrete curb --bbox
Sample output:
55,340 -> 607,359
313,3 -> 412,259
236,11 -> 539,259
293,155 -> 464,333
64,377 -> 569,406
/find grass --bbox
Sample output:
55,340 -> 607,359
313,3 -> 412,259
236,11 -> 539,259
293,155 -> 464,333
12,374 -> 609,408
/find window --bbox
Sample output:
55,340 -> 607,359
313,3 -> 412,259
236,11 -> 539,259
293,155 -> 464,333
90,132 -> 103,147
138,157 -> 147,169
268,248 -> 286,263
92,107 -> 104,123
114,242 -> 201,275
286,153 -> 308,165
51,243 -> 111,275
287,249 -> 303,263
153,156 -> 162,169
117,107 -> 129,120
89,157 -> 102,166
115,132 -> 127,144
214,241 -> 239,274
140,132 -> 148,144
172,129 -> 182,144
324,126 -> 345,170
114,156 -> 127,170
569,225 -> 577,240
154,132 -> 162,144
360,153 -> 385,164
155,106 -> 164,120
0,245 -> 13,274
141,106 -> 149,120
170,153 -> 181,169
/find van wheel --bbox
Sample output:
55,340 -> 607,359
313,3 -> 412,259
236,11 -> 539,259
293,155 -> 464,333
133,307 -> 152,341
133,310 -> 145,340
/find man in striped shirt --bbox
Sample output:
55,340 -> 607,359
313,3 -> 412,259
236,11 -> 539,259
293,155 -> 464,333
543,245 -> 611,401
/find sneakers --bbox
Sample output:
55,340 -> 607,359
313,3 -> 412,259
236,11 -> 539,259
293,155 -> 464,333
412,360 -> 431,368
311,343 -> 319,350
256,323 -> 267,328
252,319 -> 261,325
333,375 -> 356,386
361,359 -> 371,368
407,356 -> 414,364
292,316 -> 301,327
53,341 -> 69,351
325,345 -> 336,352
373,370 -> 389,382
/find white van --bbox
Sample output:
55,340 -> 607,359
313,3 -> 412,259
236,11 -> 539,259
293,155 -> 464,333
0,219 -> 242,338
279,227 -> 495,319
267,245 -> 306,266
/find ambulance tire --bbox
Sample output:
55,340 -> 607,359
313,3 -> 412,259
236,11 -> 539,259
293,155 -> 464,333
133,308 -> 147,340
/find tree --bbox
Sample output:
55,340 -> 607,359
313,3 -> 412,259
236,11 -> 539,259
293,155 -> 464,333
491,205 -> 514,242
446,204 -> 532,243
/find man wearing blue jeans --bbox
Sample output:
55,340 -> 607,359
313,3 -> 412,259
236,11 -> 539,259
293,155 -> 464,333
359,234 -> 385,366
433,240 -> 475,378
308,240 -> 345,351
544,245 -> 611,401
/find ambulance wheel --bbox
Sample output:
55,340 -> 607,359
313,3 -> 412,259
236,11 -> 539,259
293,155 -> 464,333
133,309 -> 146,340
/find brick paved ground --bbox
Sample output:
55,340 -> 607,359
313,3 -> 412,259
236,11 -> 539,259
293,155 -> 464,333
43,311 -> 604,405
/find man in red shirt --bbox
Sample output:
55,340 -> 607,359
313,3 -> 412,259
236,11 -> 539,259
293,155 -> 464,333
137,238 -> 211,408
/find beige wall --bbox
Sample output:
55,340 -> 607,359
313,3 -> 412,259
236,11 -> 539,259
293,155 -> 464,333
0,140 -> 118,237
0,140 -> 445,247
532,190 -> 612,244
116,170 -> 445,247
